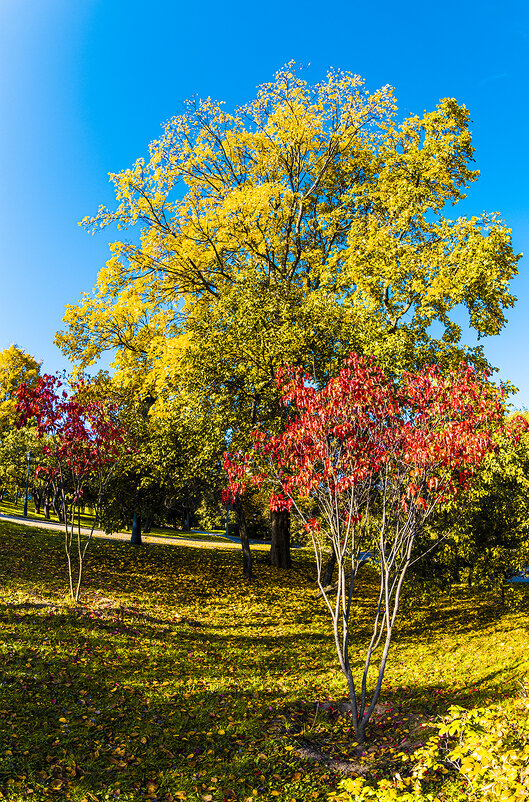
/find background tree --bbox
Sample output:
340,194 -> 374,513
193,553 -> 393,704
0,426 -> 44,507
0,345 -> 41,434
423,415 -> 529,590
16,375 -> 128,602
225,354 -> 524,744
91,379 -> 227,541
56,65 -> 520,572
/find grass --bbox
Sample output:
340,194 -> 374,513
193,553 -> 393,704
0,498 -> 234,544
1,521 -> 529,801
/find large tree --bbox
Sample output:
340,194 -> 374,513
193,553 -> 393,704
56,65 -> 520,572
94,382 -> 226,545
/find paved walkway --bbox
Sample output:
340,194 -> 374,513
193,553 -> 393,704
0,512 -> 270,550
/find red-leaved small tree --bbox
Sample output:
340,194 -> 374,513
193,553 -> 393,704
16,375 -> 127,602
224,354 -> 524,744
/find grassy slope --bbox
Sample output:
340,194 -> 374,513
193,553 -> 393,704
1,521 -> 528,801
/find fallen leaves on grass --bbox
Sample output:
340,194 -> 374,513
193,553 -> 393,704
0,521 -> 528,801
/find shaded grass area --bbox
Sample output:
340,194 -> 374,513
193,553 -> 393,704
1,521 -> 529,801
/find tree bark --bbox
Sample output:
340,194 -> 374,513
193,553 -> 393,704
234,497 -> 252,580
322,544 -> 337,587
43,491 -> 50,520
130,485 -> 142,545
131,511 -> 142,545
270,509 -> 292,569
52,491 -> 63,522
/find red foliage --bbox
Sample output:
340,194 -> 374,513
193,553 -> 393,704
225,355 -> 528,744
16,374 -> 126,497
224,354 -> 524,524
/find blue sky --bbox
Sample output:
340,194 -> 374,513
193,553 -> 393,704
1,0 -> 528,406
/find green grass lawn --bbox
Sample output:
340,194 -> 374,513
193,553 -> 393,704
0,498 -> 231,544
0,497 -> 101,529
1,521 -> 529,801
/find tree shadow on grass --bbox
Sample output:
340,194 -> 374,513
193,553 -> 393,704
3,525 -> 529,798
0,607 -> 338,800
1,596 -> 526,801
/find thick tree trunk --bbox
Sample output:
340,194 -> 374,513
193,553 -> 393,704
234,497 -> 252,580
270,509 -> 292,569
131,510 -> 142,545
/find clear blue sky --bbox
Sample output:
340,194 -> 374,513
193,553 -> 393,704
1,0 -> 528,406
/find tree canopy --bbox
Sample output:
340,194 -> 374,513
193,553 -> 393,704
55,65 -> 520,566
58,67 -> 518,404
0,344 -> 41,432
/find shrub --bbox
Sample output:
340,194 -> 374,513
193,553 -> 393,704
331,699 -> 529,801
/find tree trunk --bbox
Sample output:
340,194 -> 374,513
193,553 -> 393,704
43,491 -> 50,520
52,491 -> 63,522
131,486 -> 142,545
234,497 -> 252,580
322,544 -> 337,587
270,509 -> 292,569
131,511 -> 142,544
143,513 -> 152,534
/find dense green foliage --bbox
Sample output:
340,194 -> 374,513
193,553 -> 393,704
420,418 -> 529,591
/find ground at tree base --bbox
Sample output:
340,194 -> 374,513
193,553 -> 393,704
1,520 -> 528,801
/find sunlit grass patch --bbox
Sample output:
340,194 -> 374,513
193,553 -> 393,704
0,497 -> 236,545
1,520 -> 529,800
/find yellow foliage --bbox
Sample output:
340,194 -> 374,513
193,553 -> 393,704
56,64 -> 519,449
0,344 -> 41,431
